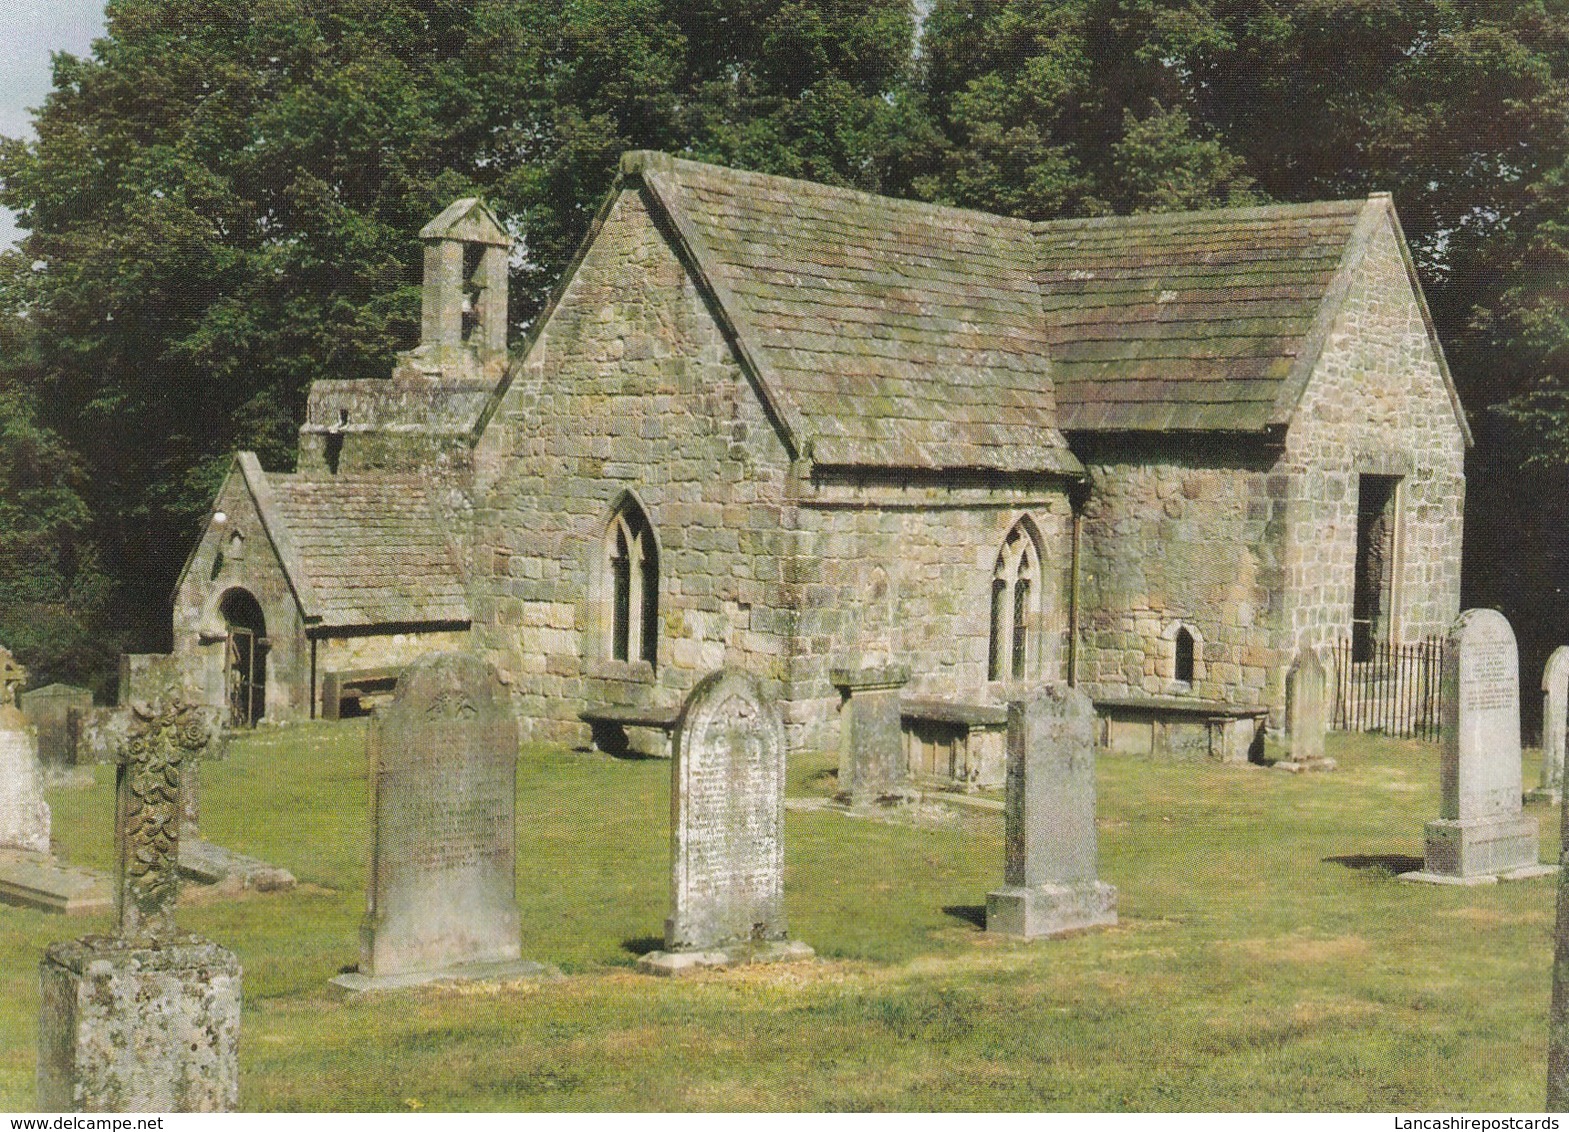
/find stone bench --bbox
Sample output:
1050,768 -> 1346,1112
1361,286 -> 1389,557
1094,695 -> 1270,764
320,666 -> 403,721
901,698 -> 1010,790
579,703 -> 681,758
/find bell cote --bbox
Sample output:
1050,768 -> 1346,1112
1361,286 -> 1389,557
414,198 -> 510,377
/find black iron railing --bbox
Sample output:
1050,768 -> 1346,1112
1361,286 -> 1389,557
1329,635 -> 1444,740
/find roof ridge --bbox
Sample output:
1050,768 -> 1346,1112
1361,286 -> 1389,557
1034,197 -> 1372,236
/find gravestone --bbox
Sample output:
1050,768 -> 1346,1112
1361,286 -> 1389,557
1531,646 -> 1569,804
1280,647 -> 1335,772
0,704 -> 49,855
986,685 -> 1117,938
1401,609 -> 1553,884
830,665 -> 913,808
639,669 -> 814,975
20,684 -> 94,775
173,712 -> 295,894
38,698 -> 241,1112
332,652 -> 552,993
0,645 -> 26,707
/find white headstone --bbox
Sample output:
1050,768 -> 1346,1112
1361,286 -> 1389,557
0,708 -> 49,854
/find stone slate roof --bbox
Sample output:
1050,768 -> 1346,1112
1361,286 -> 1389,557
628,152 -> 1082,474
1034,199 -> 1370,433
258,466 -> 470,628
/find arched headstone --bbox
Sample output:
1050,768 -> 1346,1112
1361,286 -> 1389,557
640,669 -> 813,974
1531,646 -> 1569,803
1402,610 -> 1553,884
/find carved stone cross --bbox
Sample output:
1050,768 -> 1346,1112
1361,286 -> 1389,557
0,647 -> 27,708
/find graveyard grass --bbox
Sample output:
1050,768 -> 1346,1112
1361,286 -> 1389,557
0,724 -> 1562,1111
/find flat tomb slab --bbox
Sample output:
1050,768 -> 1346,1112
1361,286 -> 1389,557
637,939 -> 815,977
329,958 -> 560,996
0,850 -> 111,915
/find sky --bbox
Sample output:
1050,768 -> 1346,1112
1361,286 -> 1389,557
0,0 -> 108,248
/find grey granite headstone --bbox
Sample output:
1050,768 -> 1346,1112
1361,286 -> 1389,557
38,698 -> 241,1112
1281,647 -> 1334,771
986,685 -> 1117,938
333,652 -> 551,993
0,705 -> 49,854
831,665 -> 913,808
639,669 -> 813,975
1402,610 -> 1553,884
1532,646 -> 1569,804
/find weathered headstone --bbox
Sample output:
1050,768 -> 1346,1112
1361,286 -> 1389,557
0,644 -> 27,707
1280,647 -> 1335,772
639,669 -> 813,974
38,699 -> 241,1112
0,704 -> 49,854
1401,609 -> 1554,884
332,652 -> 551,993
987,685 -> 1118,938
20,684 -> 94,774
830,665 -> 913,808
1532,646 -> 1569,804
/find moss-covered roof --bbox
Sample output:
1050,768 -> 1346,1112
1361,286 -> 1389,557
265,472 -> 470,627
628,152 -> 1082,474
1034,199 -> 1371,433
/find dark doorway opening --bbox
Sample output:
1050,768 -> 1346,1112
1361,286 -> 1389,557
1352,475 -> 1400,662
221,589 -> 268,727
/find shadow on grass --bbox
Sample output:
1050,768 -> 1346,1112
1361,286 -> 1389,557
941,904 -> 986,929
1325,853 -> 1424,876
621,935 -> 664,956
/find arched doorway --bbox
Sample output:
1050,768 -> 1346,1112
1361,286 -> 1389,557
220,589 -> 267,727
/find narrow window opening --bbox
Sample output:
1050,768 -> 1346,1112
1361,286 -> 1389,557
1352,474 -> 1401,662
605,499 -> 659,668
989,520 -> 1040,682
1175,627 -> 1196,684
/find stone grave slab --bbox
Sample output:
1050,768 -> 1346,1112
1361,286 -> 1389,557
37,698 -> 241,1112
174,716 -> 296,894
1531,646 -> 1569,804
986,685 -> 1117,938
1401,610 -> 1554,885
639,669 -> 814,975
331,652 -> 553,994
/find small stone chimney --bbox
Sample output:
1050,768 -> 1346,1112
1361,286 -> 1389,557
408,198 -> 511,381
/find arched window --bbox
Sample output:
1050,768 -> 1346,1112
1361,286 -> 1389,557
1174,627 -> 1196,684
989,521 -> 1040,681
605,499 -> 658,667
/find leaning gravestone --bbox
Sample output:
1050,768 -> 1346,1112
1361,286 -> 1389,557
986,685 -> 1117,938
1280,647 -> 1335,772
1531,646 -> 1569,804
1401,609 -> 1553,884
331,652 -> 552,993
639,669 -> 814,975
37,699 -> 241,1112
830,665 -> 914,808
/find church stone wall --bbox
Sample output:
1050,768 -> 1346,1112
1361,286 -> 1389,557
470,187 -> 798,745
1074,450 -> 1288,711
1280,214 -> 1466,653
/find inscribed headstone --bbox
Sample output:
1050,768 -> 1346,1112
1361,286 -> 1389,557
1534,646 -> 1569,803
830,666 -> 912,807
986,685 -> 1117,938
640,669 -> 812,974
1402,609 -> 1550,884
37,698 -> 241,1112
0,706 -> 49,854
356,652 -> 523,981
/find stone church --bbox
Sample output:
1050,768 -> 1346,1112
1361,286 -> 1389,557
136,151 -> 1468,766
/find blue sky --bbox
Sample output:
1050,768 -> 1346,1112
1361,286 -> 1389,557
1,1 -> 108,248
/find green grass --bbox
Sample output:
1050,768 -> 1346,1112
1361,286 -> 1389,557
1,725 -> 1563,1110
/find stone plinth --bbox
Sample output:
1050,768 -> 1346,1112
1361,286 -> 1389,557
335,653 -> 552,993
1402,610 -> 1553,884
987,686 -> 1117,938
1531,646 -> 1569,804
639,669 -> 813,975
831,665 -> 913,808
38,935 -> 240,1112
